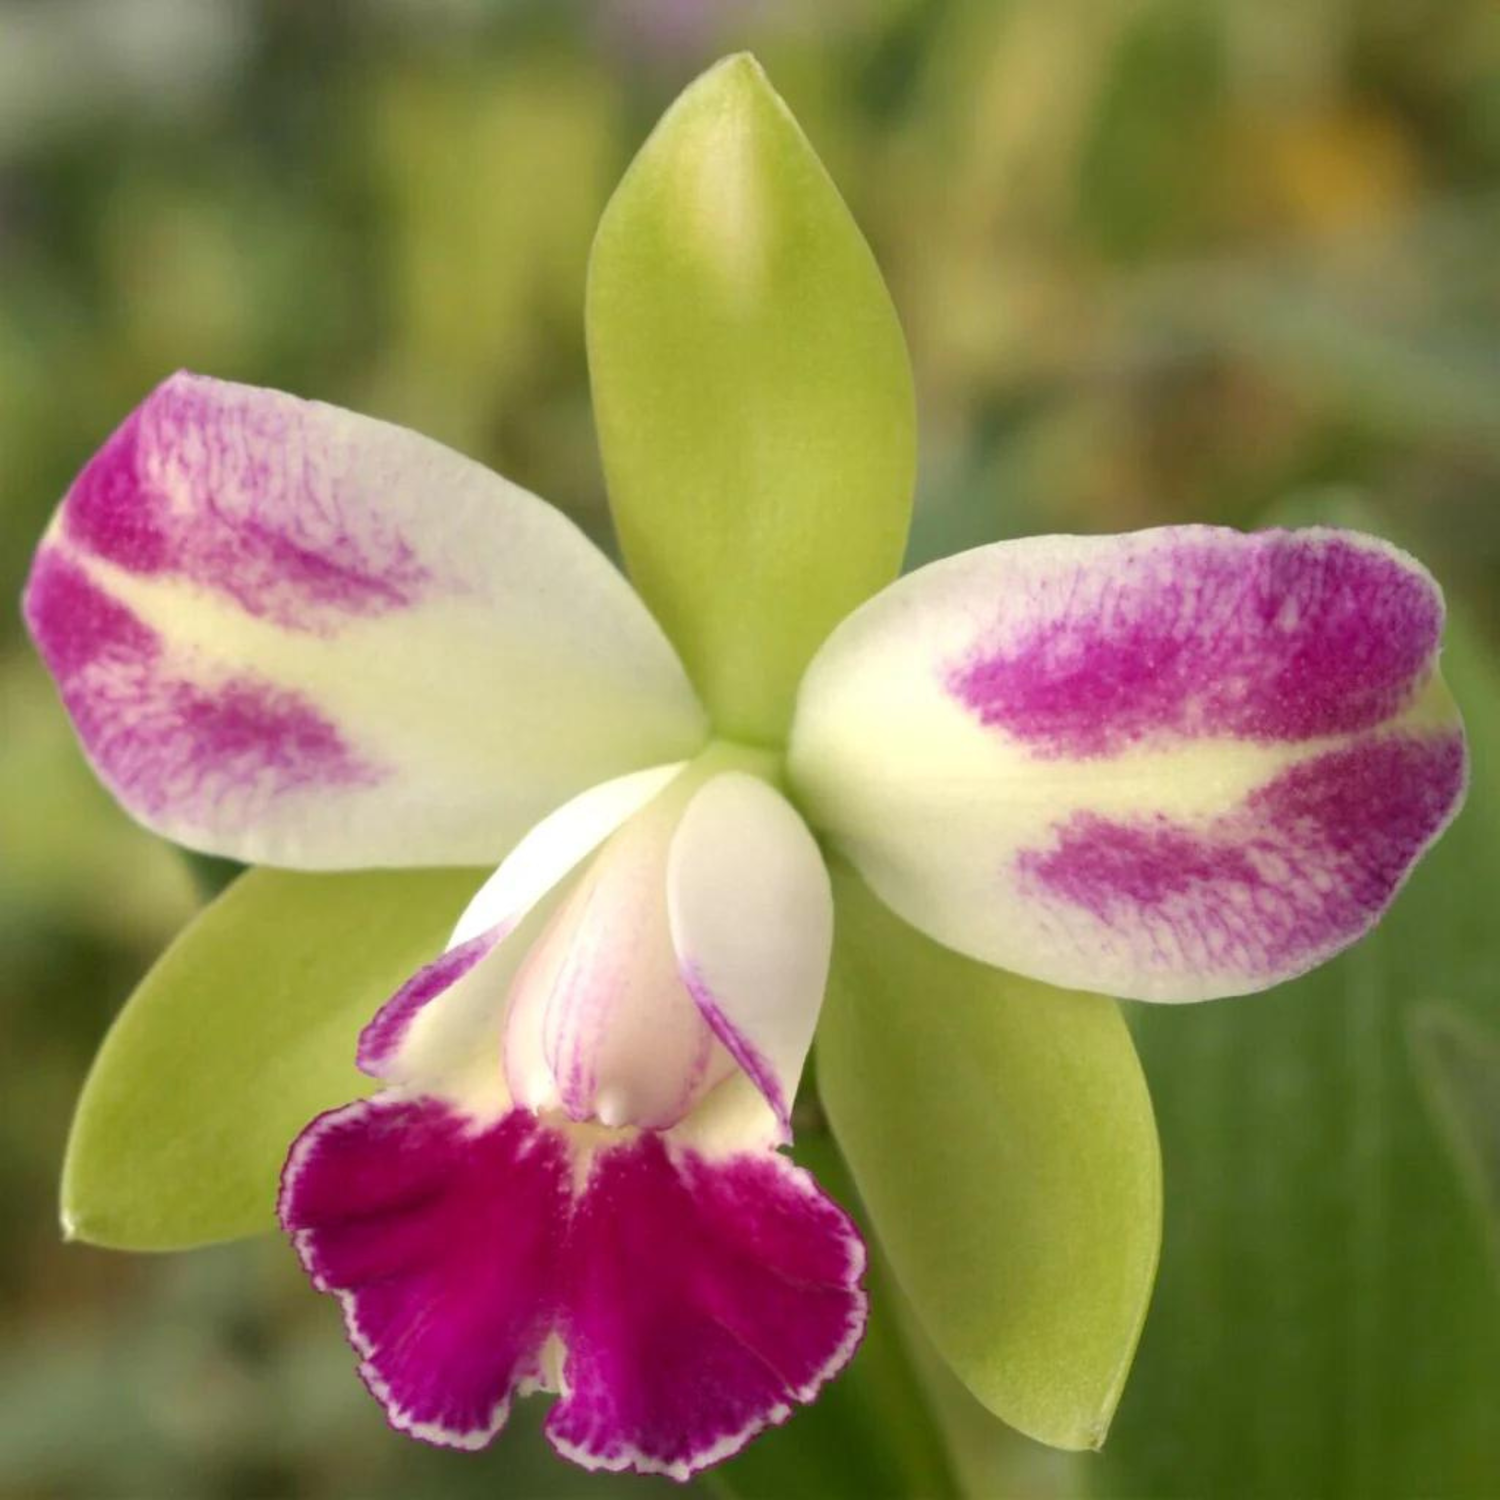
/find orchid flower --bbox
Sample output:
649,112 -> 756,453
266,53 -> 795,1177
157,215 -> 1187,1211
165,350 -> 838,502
25,55 -> 1465,1483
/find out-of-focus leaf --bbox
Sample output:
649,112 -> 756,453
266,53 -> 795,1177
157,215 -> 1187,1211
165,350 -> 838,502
587,53 -> 915,743
1095,563 -> 1500,1498
367,59 -> 616,455
711,1128 -> 961,1499
1409,1006 -> 1500,1270
1119,199 -> 1500,458
62,867 -> 481,1250
817,866 -> 1162,1452
1076,0 -> 1225,259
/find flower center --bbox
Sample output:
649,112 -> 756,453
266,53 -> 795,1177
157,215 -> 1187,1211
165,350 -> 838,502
501,739 -> 783,1133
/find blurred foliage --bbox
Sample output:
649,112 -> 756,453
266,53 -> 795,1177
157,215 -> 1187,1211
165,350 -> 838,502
1410,1004 -> 1500,1272
1,0 -> 1497,1496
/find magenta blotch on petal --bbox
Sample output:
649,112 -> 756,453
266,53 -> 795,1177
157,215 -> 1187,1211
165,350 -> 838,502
1018,731 -> 1467,990
23,371 -> 706,869
789,522 -> 1466,1000
25,544 -> 159,679
947,529 -> 1443,757
279,1098 -> 866,1478
25,548 -> 379,826
63,376 -> 433,631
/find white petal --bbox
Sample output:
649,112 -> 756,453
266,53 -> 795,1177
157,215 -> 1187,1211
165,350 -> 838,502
25,373 -> 706,869
788,527 -> 1466,1001
667,772 -> 832,1141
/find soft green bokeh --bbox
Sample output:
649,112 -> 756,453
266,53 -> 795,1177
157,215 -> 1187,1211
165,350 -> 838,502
1410,1005 -> 1500,1271
63,868 -> 481,1250
588,54 -> 915,743
818,866 -> 1162,1453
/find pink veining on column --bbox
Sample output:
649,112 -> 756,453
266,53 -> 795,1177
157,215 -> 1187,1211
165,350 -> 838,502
504,869 -> 732,1132
948,531 -> 1444,758
1016,731 -> 1467,980
61,373 -> 434,632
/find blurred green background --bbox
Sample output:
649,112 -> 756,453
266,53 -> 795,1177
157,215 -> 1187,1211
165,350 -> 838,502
2,2 -> 1498,1497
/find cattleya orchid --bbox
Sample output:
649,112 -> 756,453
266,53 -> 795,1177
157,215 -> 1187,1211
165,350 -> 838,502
25,55 -> 1466,1483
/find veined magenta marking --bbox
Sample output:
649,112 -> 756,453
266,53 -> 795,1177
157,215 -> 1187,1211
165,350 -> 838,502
24,545 -> 160,679
1017,731 -> 1467,976
507,880 -> 731,1132
23,546 -> 381,825
63,410 -> 169,572
949,531 -> 1443,757
62,372 -> 432,632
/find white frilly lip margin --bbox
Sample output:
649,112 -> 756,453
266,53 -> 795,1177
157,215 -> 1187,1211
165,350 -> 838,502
546,1144 -> 869,1482
279,1097 -> 529,1453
